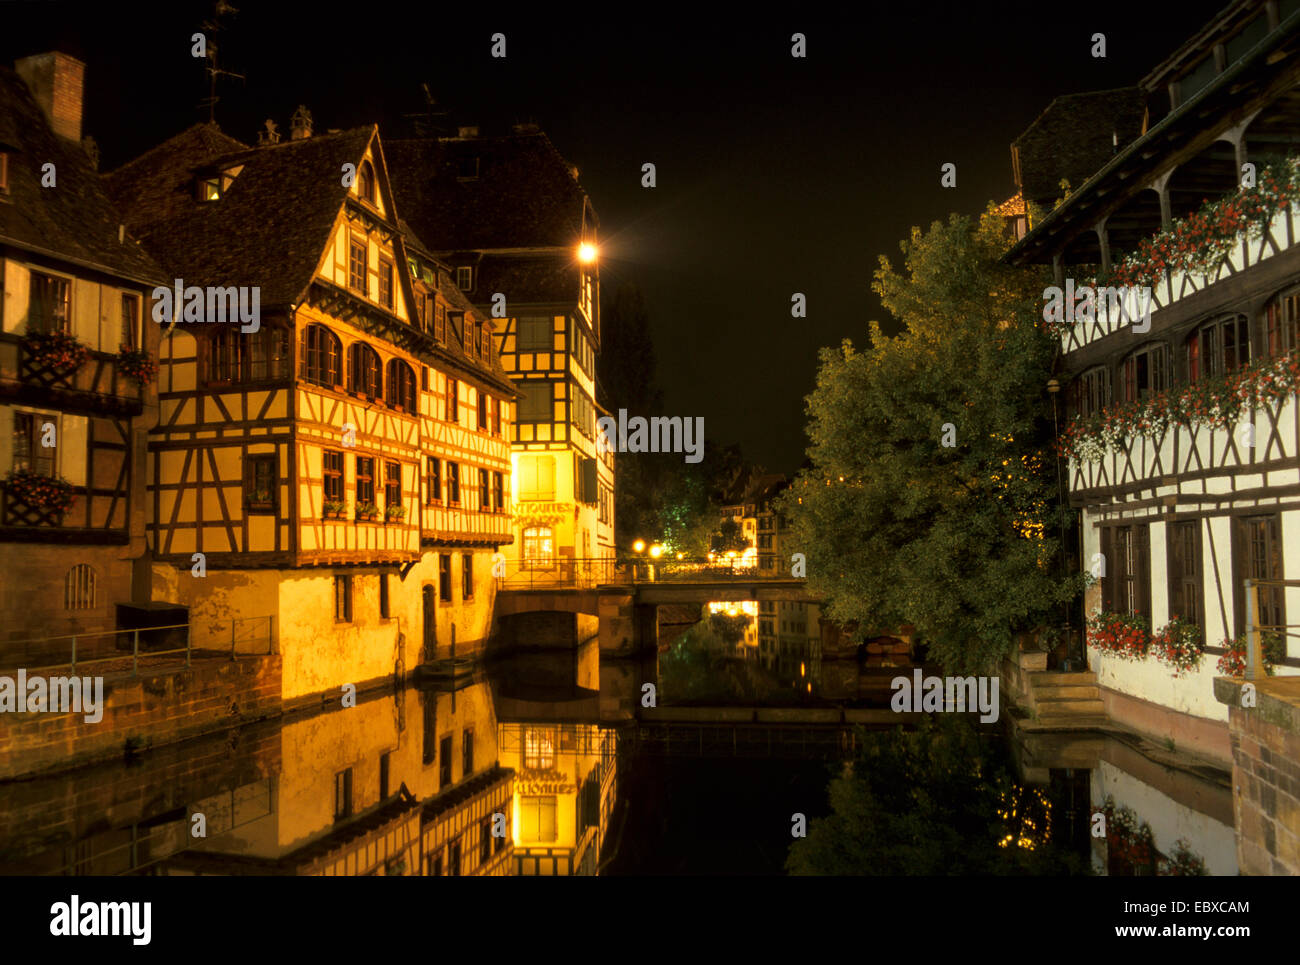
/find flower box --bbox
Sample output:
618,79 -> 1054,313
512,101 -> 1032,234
356,501 -> 379,521
117,347 -> 158,386
323,499 -> 347,520
4,469 -> 77,515
385,504 -> 407,522
21,331 -> 90,374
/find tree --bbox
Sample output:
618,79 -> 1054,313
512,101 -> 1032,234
710,518 -> 750,555
786,717 -> 1089,875
779,207 -> 1082,675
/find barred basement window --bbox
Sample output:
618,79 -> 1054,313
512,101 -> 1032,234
65,564 -> 97,610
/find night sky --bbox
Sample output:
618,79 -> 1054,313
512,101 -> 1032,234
5,1 -> 1227,472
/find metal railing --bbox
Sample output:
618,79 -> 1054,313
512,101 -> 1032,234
493,555 -> 807,591
1,615 -> 274,676
1243,579 -> 1300,680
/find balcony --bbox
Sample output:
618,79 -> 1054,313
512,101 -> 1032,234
0,333 -> 145,417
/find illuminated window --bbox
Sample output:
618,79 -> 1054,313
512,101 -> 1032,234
520,796 -> 557,842
517,455 -> 555,501
523,527 -> 554,569
523,727 -> 555,769
65,564 -> 97,610
301,325 -> 343,387
197,176 -> 220,201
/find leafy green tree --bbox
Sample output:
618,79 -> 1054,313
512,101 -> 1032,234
710,518 -> 750,555
786,717 -> 1089,875
779,208 -> 1082,675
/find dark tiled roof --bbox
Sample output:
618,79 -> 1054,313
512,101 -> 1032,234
0,66 -> 164,285
385,132 -> 590,250
1012,88 -> 1147,207
474,253 -> 579,305
104,124 -> 376,307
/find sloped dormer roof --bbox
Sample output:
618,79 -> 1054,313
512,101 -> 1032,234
103,124 -> 377,307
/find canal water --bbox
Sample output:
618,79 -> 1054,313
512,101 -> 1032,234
0,598 -> 1235,875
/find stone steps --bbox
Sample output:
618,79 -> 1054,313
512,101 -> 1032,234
1036,697 -> 1106,717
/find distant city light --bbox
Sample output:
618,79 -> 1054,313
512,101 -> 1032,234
649,544 -> 664,558
632,539 -> 646,553
578,243 -> 598,264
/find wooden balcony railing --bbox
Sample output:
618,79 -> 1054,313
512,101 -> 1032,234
0,333 -> 145,416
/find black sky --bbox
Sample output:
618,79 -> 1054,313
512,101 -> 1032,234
4,0 -> 1226,472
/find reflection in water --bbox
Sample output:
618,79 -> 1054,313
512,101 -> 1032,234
0,596 -> 1237,875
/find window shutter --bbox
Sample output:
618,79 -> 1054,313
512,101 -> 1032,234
1099,527 -> 1114,612
1138,524 -> 1151,618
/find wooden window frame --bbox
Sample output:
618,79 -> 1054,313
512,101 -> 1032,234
446,377 -> 459,423
456,266 -> 473,291
28,270 -> 72,334
493,471 -> 504,513
1121,343 -> 1169,404
385,359 -> 417,412
323,449 -> 344,504
385,460 -> 401,515
379,256 -> 394,309
478,392 -> 488,432
1187,314 -> 1250,382
119,292 -> 141,350
301,324 -> 343,388
379,572 -> 390,620
1265,286 -> 1300,356
355,455 -> 375,506
1234,514 -> 1286,640
463,728 -> 474,777
348,342 -> 382,399
517,316 -> 551,352
12,411 -> 56,477
334,767 -> 353,821
439,734 -> 453,788
439,553 -> 452,603
1067,366 -> 1110,420
462,552 -> 474,600
334,574 -> 353,623
359,161 -> 376,205
479,467 -> 490,513
425,456 -> 441,505
447,461 -> 460,506
523,526 -> 554,569
1166,520 -> 1203,634
245,453 -> 278,514
349,238 -> 368,294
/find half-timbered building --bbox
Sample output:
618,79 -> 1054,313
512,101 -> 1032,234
104,114 -> 516,701
0,53 -> 166,646
387,127 -> 615,583
1008,0 -> 1300,762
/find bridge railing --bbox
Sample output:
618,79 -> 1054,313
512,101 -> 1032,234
495,556 -> 799,590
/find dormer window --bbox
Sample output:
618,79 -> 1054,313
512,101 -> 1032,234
359,161 -> 376,205
197,176 -> 221,202
457,266 -> 473,291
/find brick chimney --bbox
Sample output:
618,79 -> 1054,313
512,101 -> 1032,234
15,52 -> 85,143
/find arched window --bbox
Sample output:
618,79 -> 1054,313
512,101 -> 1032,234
1187,314 -> 1249,382
1264,286 -> 1300,356
385,359 -> 417,411
1120,343 -> 1169,403
349,342 -> 382,397
206,326 -> 290,383
1067,366 -> 1110,419
300,324 -> 343,387
65,564 -> 96,610
359,161 -> 376,205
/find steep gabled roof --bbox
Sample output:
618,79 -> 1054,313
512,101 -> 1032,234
0,66 -> 164,285
1011,88 -> 1147,207
104,124 -> 376,307
385,132 -> 590,250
